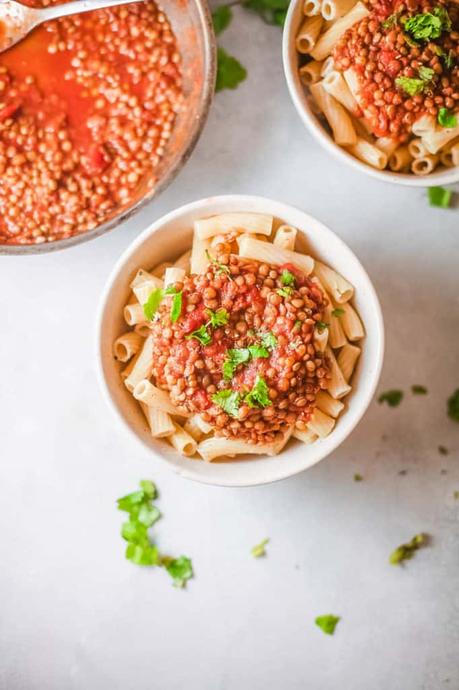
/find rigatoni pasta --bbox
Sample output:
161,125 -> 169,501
114,212 -> 365,461
294,0 -> 459,176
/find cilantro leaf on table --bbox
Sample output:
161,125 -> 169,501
428,186 -> 452,208
315,614 -> 341,636
163,556 -> 194,588
212,5 -> 233,35
389,533 -> 429,565
411,384 -> 428,395
447,389 -> 459,422
143,288 -> 164,321
243,0 -> 290,26
438,445 -> 449,456
354,473 -> 363,482
378,390 -> 403,407
438,107 -> 457,128
251,538 -> 269,557
216,47 -> 247,92
244,376 -> 271,409
186,324 -> 212,346
212,389 -> 241,417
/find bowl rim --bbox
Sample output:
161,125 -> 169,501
281,0 -> 459,188
0,0 -> 217,256
95,194 -> 385,488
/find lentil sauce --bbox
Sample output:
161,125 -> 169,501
333,0 -> 459,140
150,251 -> 331,445
0,0 -> 182,245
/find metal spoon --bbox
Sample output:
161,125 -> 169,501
0,0 -> 142,53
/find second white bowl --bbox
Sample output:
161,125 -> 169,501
96,195 -> 384,487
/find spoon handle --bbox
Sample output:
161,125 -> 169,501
40,0 -> 141,22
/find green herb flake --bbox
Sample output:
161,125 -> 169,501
206,307 -> 229,328
382,13 -> 398,28
395,76 -> 426,96
164,287 -> 183,323
280,269 -> 296,287
447,389 -> 459,422
428,186 -> 452,208
438,107 -> 457,128
143,288 -> 164,321
251,538 -> 269,558
277,286 -> 294,298
354,473 -> 363,482
389,533 -> 429,565
205,249 -> 232,277
212,389 -> 241,417
126,542 -> 159,566
315,614 -> 341,636
222,348 -> 251,379
248,344 -> 270,359
417,65 -> 435,82
316,321 -> 329,333
411,384 -> 428,395
260,331 -> 277,350
163,555 -> 194,588
404,6 -> 451,40
454,491 -> 459,500
242,0 -> 289,26
332,307 -> 345,317
212,5 -> 233,35
186,324 -> 212,346
378,390 -> 403,407
244,376 -> 271,409
294,319 -> 302,330
438,445 -> 449,456
216,46 -> 247,92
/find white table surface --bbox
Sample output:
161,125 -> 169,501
1,9 -> 459,690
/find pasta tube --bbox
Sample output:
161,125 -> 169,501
237,235 -> 314,275
326,346 -> 352,399
337,343 -> 361,381
169,423 -> 198,457
306,408 -> 335,437
313,260 -> 354,303
310,82 -> 357,146
316,390 -> 345,417
310,2 -> 369,60
296,16 -> 324,53
273,224 -> 298,251
141,403 -> 175,439
194,213 -> 273,240
113,331 -> 143,362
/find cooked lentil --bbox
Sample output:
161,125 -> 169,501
150,254 -> 331,444
0,0 -> 182,245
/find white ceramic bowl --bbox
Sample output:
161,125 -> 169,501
282,0 -> 459,187
96,195 -> 384,487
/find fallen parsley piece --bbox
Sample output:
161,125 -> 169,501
428,186 -> 452,208
378,390 -> 403,407
243,0 -> 289,26
332,307 -> 345,317
260,331 -> 277,350
245,376 -> 271,409
126,542 -> 159,566
354,473 -> 363,482
280,269 -> 296,287
315,614 -> 340,636
251,538 -> 269,558
143,288 -> 164,321
447,389 -> 459,422
223,348 -> 251,379
186,324 -> 212,346
390,533 -> 429,565
163,555 -> 194,588
216,46 -> 247,92
212,5 -> 233,35
277,286 -> 294,298
454,491 -> 459,500
212,388 -> 241,417
316,321 -> 329,333
206,307 -> 229,328
438,445 -> 449,456
164,286 -> 183,323
438,107 -> 457,128
411,384 -> 428,395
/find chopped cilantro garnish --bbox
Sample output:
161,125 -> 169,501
164,286 -> 183,323
260,331 -> 277,350
222,348 -> 251,379
212,5 -> 232,35
280,269 -> 296,287
411,384 -> 428,395
205,249 -> 231,276
428,186 -> 452,208
294,319 -> 302,330
438,445 -> 449,456
378,390 -> 403,407
316,321 -> 329,333
389,533 -> 429,565
382,12 -> 398,28
447,389 -> 459,422
212,389 -> 241,417
143,288 -> 164,321
118,481 -> 193,587
251,538 -> 269,558
186,324 -> 212,346
417,65 -> 435,82
248,344 -> 269,359
277,286 -> 294,298
395,76 -> 426,96
354,473 -> 363,482
438,107 -> 457,128
315,614 -> 341,636
404,6 -> 451,40
206,307 -> 229,328
331,307 -> 345,317
216,47 -> 247,92
244,376 -> 271,409
162,555 -> 194,588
